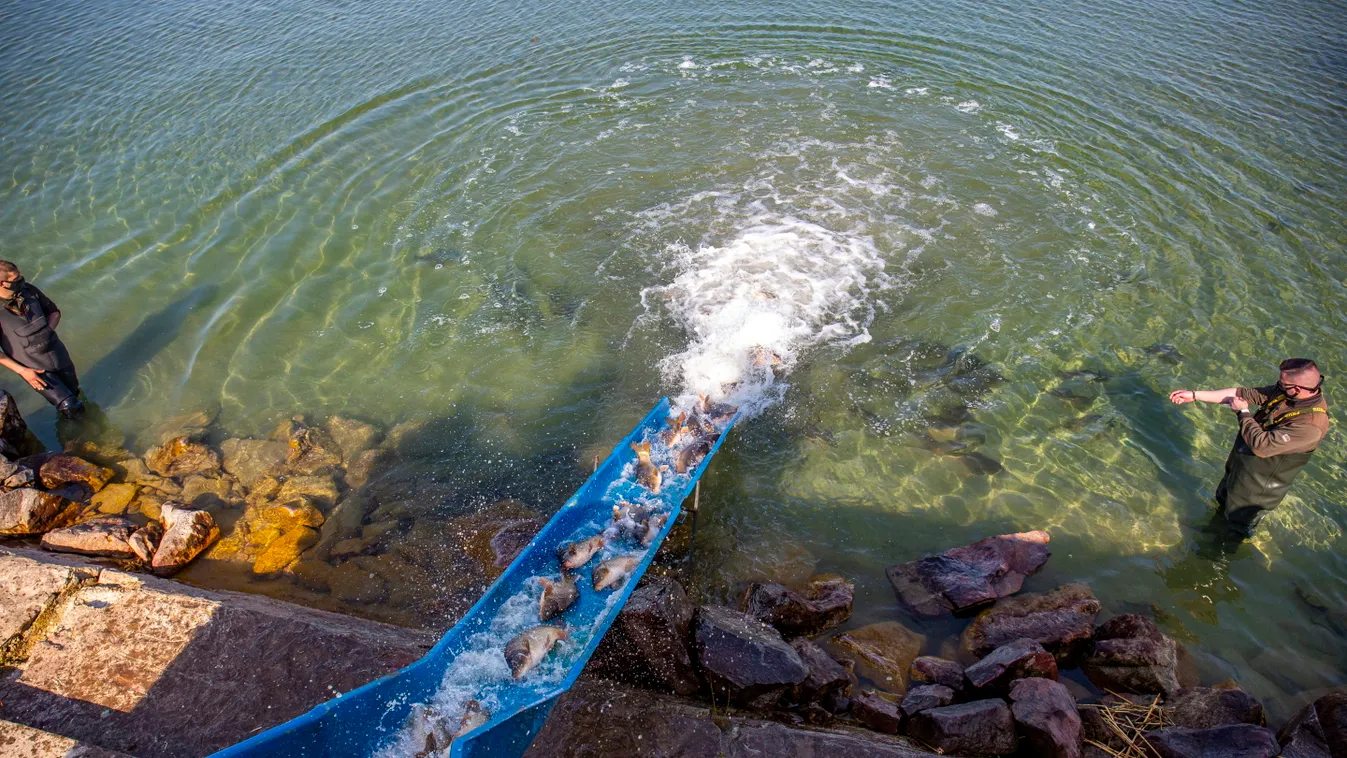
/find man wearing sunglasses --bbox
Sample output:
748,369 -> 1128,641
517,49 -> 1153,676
1170,358 -> 1329,537
0,260 -> 83,418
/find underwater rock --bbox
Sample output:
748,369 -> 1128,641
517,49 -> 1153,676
144,436 -> 221,479
1169,686 -> 1266,729
275,475 -> 340,511
116,458 -> 183,495
593,576 -> 700,696
40,516 -> 139,558
828,621 -> 926,695
961,583 -> 1101,661
886,530 -> 1052,616
220,438 -> 288,490
152,409 -> 218,446
325,416 -> 382,466
900,684 -> 955,718
252,526 -> 320,575
151,503 -> 220,576
851,689 -> 904,735
1082,614 -> 1180,695
789,637 -> 852,706
740,574 -> 854,638
0,488 -> 80,535
130,489 -> 168,521
965,638 -> 1058,692
910,656 -> 966,693
906,700 -> 1017,756
38,454 -> 114,493
343,447 -> 390,491
281,421 -> 344,476
90,482 -> 138,515
1143,724 -> 1280,758
180,473 -> 241,510
1010,677 -> 1081,758
692,605 -> 808,708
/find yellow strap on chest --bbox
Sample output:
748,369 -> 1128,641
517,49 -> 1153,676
1260,403 -> 1327,430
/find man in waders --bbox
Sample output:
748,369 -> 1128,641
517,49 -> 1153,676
0,261 -> 84,418
1170,358 -> 1329,537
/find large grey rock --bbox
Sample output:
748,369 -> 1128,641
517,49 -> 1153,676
0,488 -> 80,535
1082,614 -> 1180,695
740,575 -> 854,638
900,684 -> 955,718
789,637 -> 852,706
1143,724 -> 1280,758
1169,686 -> 1265,729
906,699 -> 1018,756
961,583 -> 1100,661
692,605 -> 807,708
886,530 -> 1051,615
593,576 -> 701,696
1278,690 -> 1347,758
525,679 -> 951,758
1010,677 -> 1081,758
40,517 -> 139,559
910,656 -> 966,693
828,621 -> 926,694
964,638 -> 1058,692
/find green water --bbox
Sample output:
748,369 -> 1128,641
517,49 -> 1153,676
3,0 -> 1345,720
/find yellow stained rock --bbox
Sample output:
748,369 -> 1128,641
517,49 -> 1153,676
91,483 -> 139,515
252,526 -> 320,575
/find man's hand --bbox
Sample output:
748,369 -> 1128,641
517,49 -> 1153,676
17,366 -> 46,390
1230,395 -> 1249,412
1169,389 -> 1196,404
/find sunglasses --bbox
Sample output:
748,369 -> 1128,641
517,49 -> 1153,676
1278,379 -> 1323,394
0,277 -> 23,289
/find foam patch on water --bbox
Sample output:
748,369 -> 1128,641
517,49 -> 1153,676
956,99 -> 981,113
643,219 -> 892,416
973,202 -> 998,217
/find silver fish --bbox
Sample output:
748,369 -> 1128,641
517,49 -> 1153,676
538,573 -> 579,622
504,625 -> 569,679
675,437 -> 713,474
593,555 -> 641,591
406,703 -> 452,758
641,514 -> 668,547
631,441 -> 663,493
455,699 -> 489,738
557,535 -> 605,570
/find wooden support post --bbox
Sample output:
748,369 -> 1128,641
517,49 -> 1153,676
593,455 -> 599,473
685,480 -> 702,582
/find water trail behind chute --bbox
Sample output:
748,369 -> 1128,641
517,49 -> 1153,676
642,217 -> 893,417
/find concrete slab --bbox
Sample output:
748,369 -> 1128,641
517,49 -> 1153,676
0,549 -> 90,661
0,720 -> 133,758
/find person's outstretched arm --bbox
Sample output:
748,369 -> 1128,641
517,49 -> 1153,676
1169,388 -> 1241,405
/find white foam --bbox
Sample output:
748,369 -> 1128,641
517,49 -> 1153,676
679,58 -> 698,70
956,100 -> 981,113
996,122 -> 1020,140
973,203 -> 998,217
868,76 -> 893,89
906,87 -> 929,96
847,64 -> 865,73
643,219 -> 892,416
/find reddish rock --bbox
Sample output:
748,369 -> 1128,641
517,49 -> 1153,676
789,637 -> 852,705
906,699 -> 1018,756
40,517 -> 139,559
692,605 -> 807,708
1143,724 -> 1280,758
38,454 -> 115,493
851,689 -> 904,735
1082,614 -> 1179,695
910,656 -> 966,692
591,576 -> 700,696
740,574 -> 854,637
900,684 -> 955,718
1169,686 -> 1265,729
489,519 -> 540,569
151,503 -> 220,576
1011,677 -> 1081,758
961,583 -> 1101,661
965,638 -> 1058,692
0,488 -> 80,535
885,530 -> 1051,616
828,621 -> 926,694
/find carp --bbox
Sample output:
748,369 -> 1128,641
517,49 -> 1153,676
538,573 -> 579,622
641,514 -> 668,547
407,703 -> 452,758
558,535 -> 605,570
675,436 -> 713,474
661,412 -> 693,447
697,393 -> 738,422
593,554 -> 641,590
504,625 -> 569,679
631,441 -> 664,493
455,699 -> 489,738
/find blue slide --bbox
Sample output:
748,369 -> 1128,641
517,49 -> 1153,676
212,398 -> 737,758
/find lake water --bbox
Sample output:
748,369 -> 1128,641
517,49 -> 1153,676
3,0 -> 1345,723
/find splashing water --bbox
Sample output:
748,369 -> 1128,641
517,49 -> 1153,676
643,217 -> 894,416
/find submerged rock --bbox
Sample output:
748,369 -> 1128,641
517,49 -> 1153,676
90,482 -> 139,515
1143,724 -> 1280,758
740,574 -> 854,638
961,583 -> 1101,661
40,516 -> 140,558
343,447 -> 391,490
145,436 -> 221,478
220,438 -> 287,490
325,416 -> 382,466
906,699 -> 1017,756
151,503 -> 220,576
692,605 -> 808,708
910,656 -> 966,693
1010,677 -> 1081,758
1168,686 -> 1265,729
0,488 -> 80,535
850,689 -> 904,735
38,454 -> 114,493
1082,614 -> 1180,695
116,458 -> 183,495
279,420 -> 343,475
885,530 -> 1052,616
828,621 -> 926,694
592,576 -> 701,696
965,638 -> 1058,692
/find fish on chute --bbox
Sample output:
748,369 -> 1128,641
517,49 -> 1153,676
593,555 -> 641,590
538,573 -> 579,622
631,441 -> 665,493
558,535 -> 605,570
504,626 -> 568,679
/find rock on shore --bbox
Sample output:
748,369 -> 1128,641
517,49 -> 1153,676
886,530 -> 1051,616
